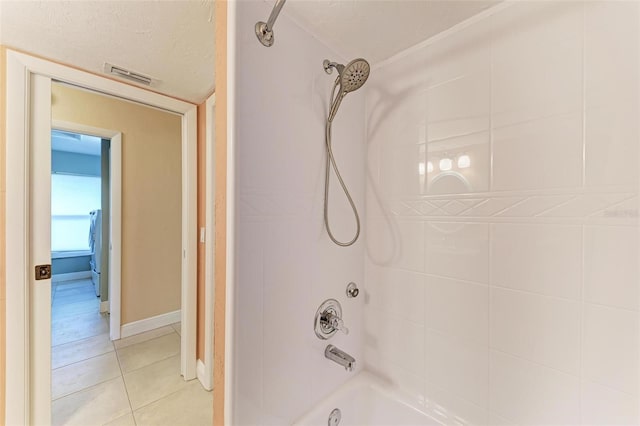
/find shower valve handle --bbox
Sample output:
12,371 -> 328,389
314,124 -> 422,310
324,312 -> 349,335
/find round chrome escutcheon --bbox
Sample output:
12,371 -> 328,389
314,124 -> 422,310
328,408 -> 341,426
314,299 -> 343,340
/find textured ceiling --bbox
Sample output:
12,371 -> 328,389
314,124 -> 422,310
284,0 -> 499,63
0,0 -> 497,102
0,0 -> 215,103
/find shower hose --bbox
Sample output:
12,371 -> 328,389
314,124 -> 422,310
324,79 -> 361,247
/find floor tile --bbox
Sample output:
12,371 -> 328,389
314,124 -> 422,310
52,351 -> 121,400
52,333 -> 114,369
52,377 -> 131,426
52,298 -> 101,320
133,381 -> 213,426
52,311 -> 109,346
171,322 -> 181,336
114,325 -> 175,350
53,287 -> 96,303
123,355 -> 189,410
103,412 -> 136,426
54,279 -> 93,291
117,333 -> 180,373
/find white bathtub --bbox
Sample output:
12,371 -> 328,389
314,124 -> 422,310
293,373 -> 442,426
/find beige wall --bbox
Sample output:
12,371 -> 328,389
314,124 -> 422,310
52,83 -> 182,324
213,1 -> 227,423
1,44 -> 7,424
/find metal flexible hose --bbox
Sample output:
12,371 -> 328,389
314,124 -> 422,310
323,79 -> 361,247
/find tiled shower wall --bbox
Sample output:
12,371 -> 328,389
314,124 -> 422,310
364,1 -> 639,424
233,1 -> 366,424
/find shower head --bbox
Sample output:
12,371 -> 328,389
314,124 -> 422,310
339,58 -> 370,93
324,58 -> 370,94
324,58 -> 370,121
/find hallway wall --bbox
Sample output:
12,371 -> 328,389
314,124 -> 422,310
52,83 -> 183,325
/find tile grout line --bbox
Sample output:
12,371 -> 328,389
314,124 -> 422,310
113,339 -> 137,425
579,4 -> 586,423
114,327 -> 179,351
52,347 -> 116,372
487,222 -> 493,421
52,373 -> 123,403
51,330 -> 182,423
51,279 -> 189,425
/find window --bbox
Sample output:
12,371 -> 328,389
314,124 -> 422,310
51,174 -> 101,252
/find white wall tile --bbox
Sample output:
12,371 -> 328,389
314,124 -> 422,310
262,283 -> 314,422
585,104 -> 640,188
235,220 -> 265,415
540,193 -> 632,218
581,380 -> 640,425
426,69 -> 490,142
584,0 -> 639,189
365,265 -> 425,325
380,142 -> 424,197
426,132 -> 490,195
365,217 -> 396,266
491,223 -> 582,299
490,287 -> 580,375
425,330 -> 488,409
491,1 -> 583,128
364,353 -> 426,405
584,226 -> 639,310
425,222 -> 489,283
424,383 -> 489,426
492,113 -> 583,191
364,308 -> 425,378
584,1 -> 640,109
422,13 -> 492,89
395,220 -> 426,272
495,194 -> 572,218
583,304 -> 639,396
425,275 -> 488,345
489,350 -> 580,425
234,1 -> 366,422
234,1 -> 640,425
488,412 -> 517,426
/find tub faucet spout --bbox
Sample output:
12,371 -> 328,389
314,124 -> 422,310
325,344 -> 356,372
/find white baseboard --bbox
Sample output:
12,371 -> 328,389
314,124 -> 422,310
120,309 -> 181,339
196,359 -> 213,391
100,301 -> 109,313
52,271 -> 92,283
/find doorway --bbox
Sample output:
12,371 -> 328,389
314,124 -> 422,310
5,50 -> 200,425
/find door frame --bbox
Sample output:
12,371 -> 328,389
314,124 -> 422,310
198,92 -> 216,391
4,49 -> 198,425
51,120 -> 123,342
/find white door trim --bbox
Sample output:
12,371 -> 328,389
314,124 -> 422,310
4,49 -> 198,425
29,73 -> 53,426
199,92 -> 216,391
51,120 -> 123,341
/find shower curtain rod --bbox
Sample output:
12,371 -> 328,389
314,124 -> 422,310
255,0 -> 287,47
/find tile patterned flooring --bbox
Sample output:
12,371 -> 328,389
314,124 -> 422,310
51,279 -> 212,426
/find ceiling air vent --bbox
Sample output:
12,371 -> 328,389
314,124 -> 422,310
103,63 -> 153,86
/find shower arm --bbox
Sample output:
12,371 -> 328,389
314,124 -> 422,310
255,0 -> 287,47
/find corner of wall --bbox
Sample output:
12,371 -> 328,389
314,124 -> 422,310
0,43 -> 7,425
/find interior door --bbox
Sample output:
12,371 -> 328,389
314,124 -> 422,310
29,73 -> 53,424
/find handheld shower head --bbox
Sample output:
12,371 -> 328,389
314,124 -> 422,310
322,58 -> 370,247
324,58 -> 370,122
323,58 -> 370,93
339,58 -> 370,93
